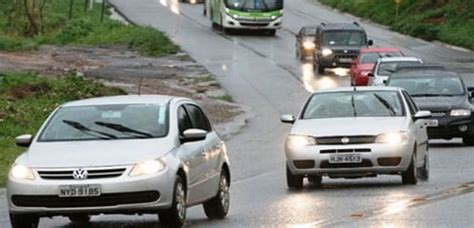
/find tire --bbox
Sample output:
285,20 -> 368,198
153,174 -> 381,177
286,164 -> 303,189
10,213 -> 39,228
462,135 -> 474,146
159,176 -> 187,228
69,215 -> 91,224
308,175 -> 322,185
402,151 -> 418,185
317,64 -> 325,74
418,152 -> 429,181
267,29 -> 276,36
203,170 -> 230,219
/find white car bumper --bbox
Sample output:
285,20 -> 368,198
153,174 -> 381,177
222,14 -> 282,29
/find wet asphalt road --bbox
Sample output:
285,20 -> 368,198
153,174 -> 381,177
2,0 -> 474,227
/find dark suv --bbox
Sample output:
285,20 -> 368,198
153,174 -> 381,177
313,22 -> 373,74
387,70 -> 474,145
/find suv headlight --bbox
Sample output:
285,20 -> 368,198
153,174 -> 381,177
375,132 -> 409,144
321,48 -> 333,56
450,109 -> 471,116
130,159 -> 166,177
303,41 -> 316,50
287,135 -> 316,148
10,164 -> 35,180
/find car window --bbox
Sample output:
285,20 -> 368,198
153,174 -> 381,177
178,106 -> 193,135
322,31 -> 365,46
388,76 -> 465,96
39,104 -> 169,141
402,91 -> 418,115
185,104 -> 212,132
302,91 -> 404,119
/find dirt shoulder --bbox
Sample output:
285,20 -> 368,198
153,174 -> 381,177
0,45 -> 249,138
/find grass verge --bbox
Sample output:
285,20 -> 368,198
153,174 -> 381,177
318,0 -> 474,50
0,0 -> 180,56
0,73 -> 125,187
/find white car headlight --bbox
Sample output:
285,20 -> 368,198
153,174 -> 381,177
130,159 -> 166,177
303,41 -> 316,50
10,164 -> 35,180
287,135 -> 316,148
321,48 -> 333,56
375,132 -> 409,144
450,109 -> 471,116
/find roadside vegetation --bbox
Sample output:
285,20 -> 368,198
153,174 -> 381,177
0,0 -> 180,56
0,73 -> 125,186
318,0 -> 474,50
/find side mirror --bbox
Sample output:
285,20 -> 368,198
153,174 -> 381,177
413,110 -> 432,121
368,40 -> 374,46
368,72 -> 374,77
181,129 -> 207,143
281,114 -> 296,124
467,87 -> 474,99
16,134 -> 33,147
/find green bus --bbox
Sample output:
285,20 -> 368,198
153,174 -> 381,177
205,0 -> 284,35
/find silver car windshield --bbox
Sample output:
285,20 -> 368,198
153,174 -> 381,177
38,104 -> 169,141
302,91 -> 404,119
388,76 -> 465,97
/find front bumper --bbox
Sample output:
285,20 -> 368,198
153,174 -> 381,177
7,166 -> 175,216
222,14 -> 282,30
317,55 -> 356,68
286,143 -> 413,177
426,115 -> 473,139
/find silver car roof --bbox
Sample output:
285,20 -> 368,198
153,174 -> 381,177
314,86 -> 403,94
61,95 -> 187,107
378,57 -> 421,63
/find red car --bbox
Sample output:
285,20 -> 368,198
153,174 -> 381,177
350,47 -> 403,86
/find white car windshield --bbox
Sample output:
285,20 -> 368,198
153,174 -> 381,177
38,104 -> 169,141
303,91 -> 405,119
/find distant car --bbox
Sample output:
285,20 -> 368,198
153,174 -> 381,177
387,71 -> 474,145
295,26 -> 318,60
281,87 -> 431,189
350,47 -> 403,86
369,57 -> 423,86
7,95 -> 230,228
313,22 -> 373,74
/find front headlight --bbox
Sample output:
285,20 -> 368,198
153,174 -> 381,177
303,41 -> 316,50
232,14 -> 240,19
322,48 -> 333,56
375,132 -> 409,144
450,109 -> 471,116
10,164 -> 35,180
130,159 -> 166,177
287,135 -> 316,149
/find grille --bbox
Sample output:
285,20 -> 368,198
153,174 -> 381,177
11,191 -> 160,208
320,159 -> 373,168
316,136 -> 376,145
431,112 -> 447,118
240,22 -> 270,27
37,168 -> 126,180
335,54 -> 357,59
293,160 -> 315,169
320,148 -> 371,154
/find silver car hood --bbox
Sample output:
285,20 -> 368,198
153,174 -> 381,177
23,139 -> 175,168
292,117 -> 406,137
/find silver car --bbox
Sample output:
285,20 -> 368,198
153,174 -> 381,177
7,95 -> 230,228
281,87 -> 431,189
369,57 -> 423,86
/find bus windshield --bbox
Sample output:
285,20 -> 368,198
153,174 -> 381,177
225,0 -> 284,12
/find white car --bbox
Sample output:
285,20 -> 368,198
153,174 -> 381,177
7,95 -> 230,228
281,87 -> 431,189
369,57 -> 423,86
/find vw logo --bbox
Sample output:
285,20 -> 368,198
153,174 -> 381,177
72,169 -> 88,180
341,137 -> 350,144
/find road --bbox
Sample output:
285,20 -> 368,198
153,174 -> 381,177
2,0 -> 474,227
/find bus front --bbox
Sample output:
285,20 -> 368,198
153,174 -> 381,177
222,0 -> 284,34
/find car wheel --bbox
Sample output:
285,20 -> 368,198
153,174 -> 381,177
402,152 -> 418,185
203,170 -> 230,219
286,165 -> 303,189
68,215 -> 91,224
317,64 -> 325,74
267,29 -> 276,36
307,175 -> 322,185
159,176 -> 186,228
418,152 -> 429,181
462,135 -> 474,146
10,213 -> 39,228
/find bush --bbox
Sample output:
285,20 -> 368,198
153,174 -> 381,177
55,18 -> 95,44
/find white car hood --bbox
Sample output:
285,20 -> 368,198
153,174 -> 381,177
292,117 -> 407,137
23,138 -> 175,168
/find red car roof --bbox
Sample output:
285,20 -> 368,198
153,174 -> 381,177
360,47 -> 401,53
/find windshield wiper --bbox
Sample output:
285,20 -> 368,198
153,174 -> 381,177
411,93 -> 454,97
240,0 -> 250,11
63,120 -> 117,140
351,95 -> 357,117
95,121 -> 154,138
373,94 -> 396,116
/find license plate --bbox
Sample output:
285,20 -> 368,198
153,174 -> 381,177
425,119 -> 439,127
329,153 -> 362,163
339,58 -> 353,63
59,185 -> 101,198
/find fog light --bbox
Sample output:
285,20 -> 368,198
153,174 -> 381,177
459,125 -> 468,132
